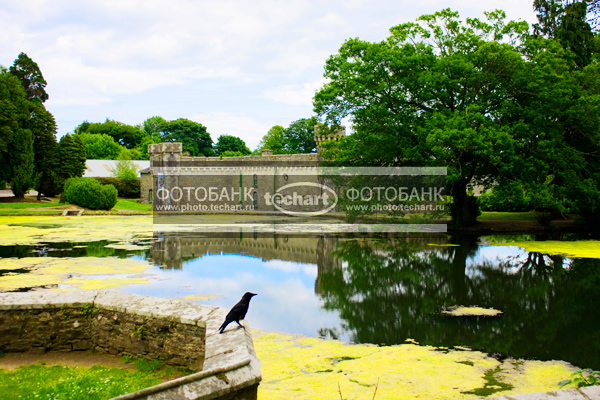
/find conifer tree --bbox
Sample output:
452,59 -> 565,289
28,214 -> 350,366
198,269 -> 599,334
30,102 -> 60,198
8,52 -> 48,103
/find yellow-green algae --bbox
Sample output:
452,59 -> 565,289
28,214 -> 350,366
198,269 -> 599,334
0,257 -> 154,291
252,330 -> 576,400
493,240 -> 600,259
442,306 -> 503,317
0,216 -> 153,246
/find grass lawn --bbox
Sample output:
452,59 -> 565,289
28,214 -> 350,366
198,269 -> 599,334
0,209 -> 63,215
0,201 -> 64,209
0,364 -> 161,400
479,211 -> 544,220
114,199 -> 152,212
0,198 -> 152,214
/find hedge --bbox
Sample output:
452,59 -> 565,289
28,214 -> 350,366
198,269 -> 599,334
63,178 -> 118,210
93,177 -> 140,198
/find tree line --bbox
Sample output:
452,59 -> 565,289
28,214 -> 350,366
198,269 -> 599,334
313,0 -> 600,226
0,52 -> 319,199
0,53 -> 86,198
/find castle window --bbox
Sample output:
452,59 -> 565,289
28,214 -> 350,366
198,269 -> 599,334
253,174 -> 258,187
252,191 -> 258,209
148,189 -> 153,203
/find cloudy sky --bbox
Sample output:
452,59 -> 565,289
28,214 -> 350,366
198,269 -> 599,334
0,0 -> 536,150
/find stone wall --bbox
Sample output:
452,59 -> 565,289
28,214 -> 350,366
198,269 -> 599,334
0,290 -> 262,400
0,291 -> 206,370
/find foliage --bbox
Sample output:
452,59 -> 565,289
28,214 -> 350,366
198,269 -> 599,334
256,125 -> 285,154
58,134 -> 86,181
220,150 -> 246,157
256,119 -> 319,154
118,146 -> 142,160
111,159 -> 138,182
94,177 -> 140,198
160,118 -> 213,156
477,182 -> 531,212
0,67 -> 34,198
78,133 -> 121,159
282,117 -> 318,153
30,102 -> 60,197
214,134 -> 251,156
559,369 -> 600,388
141,115 -> 167,137
8,52 -> 48,103
63,177 -> 118,210
313,8 -> 600,226
75,119 -> 146,149
556,1 -> 597,69
0,364 -> 161,400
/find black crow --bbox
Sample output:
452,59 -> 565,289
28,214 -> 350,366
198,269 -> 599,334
218,292 -> 257,334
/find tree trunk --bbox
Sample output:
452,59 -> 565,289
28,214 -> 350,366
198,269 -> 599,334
452,180 -> 473,227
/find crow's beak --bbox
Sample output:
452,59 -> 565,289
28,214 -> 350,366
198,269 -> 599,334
251,293 -> 257,297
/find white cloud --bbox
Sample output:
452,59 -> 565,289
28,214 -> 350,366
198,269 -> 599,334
263,78 -> 326,106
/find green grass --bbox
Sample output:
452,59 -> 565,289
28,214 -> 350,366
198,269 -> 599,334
0,364 -> 162,400
479,211 -> 542,220
114,199 -> 152,212
0,210 -> 63,215
0,201 -> 64,209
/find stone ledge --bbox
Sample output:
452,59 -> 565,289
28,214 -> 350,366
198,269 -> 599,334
480,385 -> 600,400
117,301 -> 261,400
0,290 -> 261,400
0,291 -> 206,369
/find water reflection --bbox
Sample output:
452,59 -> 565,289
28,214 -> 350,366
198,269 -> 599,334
1,230 -> 598,370
144,232 -> 600,370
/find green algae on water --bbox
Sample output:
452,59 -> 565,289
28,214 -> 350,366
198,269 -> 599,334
493,240 -> 600,259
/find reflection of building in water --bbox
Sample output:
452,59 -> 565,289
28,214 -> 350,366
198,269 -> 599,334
150,233 -> 342,273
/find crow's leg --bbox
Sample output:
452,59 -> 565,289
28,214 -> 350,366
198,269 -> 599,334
235,320 -> 246,330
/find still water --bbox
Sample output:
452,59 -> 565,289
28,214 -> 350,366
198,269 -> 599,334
2,232 -> 599,371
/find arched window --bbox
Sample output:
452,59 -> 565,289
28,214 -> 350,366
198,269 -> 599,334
252,191 -> 258,209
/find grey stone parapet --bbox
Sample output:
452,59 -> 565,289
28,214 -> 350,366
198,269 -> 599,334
480,386 -> 600,400
0,291 -> 261,400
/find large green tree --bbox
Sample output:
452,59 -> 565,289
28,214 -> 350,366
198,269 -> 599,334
214,135 -> 251,156
30,102 -> 60,198
256,125 -> 285,154
0,67 -> 34,197
8,52 -> 48,103
160,118 -> 213,157
255,119 -> 319,154
59,134 -> 86,181
77,132 -> 122,159
75,119 -> 146,149
314,9 -> 600,225
282,117 -> 318,153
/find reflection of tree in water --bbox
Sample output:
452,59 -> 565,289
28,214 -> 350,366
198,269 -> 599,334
316,237 -> 600,370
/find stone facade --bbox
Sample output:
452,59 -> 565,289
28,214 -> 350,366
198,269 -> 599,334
141,128 -> 345,213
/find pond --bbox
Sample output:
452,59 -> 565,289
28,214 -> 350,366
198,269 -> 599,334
0,216 -> 598,373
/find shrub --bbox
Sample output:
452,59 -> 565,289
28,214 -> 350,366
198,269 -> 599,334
63,178 -> 118,210
478,182 -> 531,212
94,177 -> 140,198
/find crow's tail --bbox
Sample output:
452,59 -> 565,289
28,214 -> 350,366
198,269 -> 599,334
218,321 -> 229,334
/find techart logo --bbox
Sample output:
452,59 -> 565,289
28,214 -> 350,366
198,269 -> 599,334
263,182 -> 338,216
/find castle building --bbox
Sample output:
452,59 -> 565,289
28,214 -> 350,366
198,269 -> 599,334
140,127 -> 345,215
